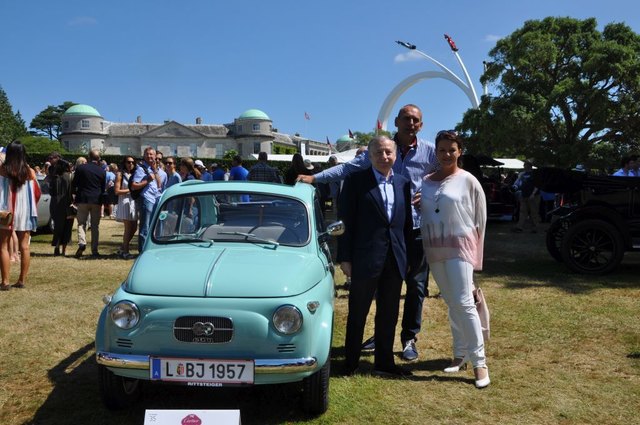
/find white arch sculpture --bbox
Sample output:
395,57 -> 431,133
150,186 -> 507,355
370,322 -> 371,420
377,46 -> 480,130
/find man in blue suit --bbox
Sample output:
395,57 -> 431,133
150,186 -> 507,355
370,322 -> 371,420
337,135 -> 413,377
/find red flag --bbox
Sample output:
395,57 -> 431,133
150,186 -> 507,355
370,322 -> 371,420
348,129 -> 354,139
304,111 -> 310,120
377,120 -> 382,130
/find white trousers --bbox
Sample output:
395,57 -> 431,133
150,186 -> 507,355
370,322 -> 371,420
430,258 -> 486,368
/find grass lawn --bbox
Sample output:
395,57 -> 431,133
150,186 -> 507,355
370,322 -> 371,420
0,218 -> 638,424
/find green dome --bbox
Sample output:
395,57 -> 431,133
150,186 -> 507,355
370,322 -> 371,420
336,135 -> 354,143
63,104 -> 101,117
238,109 -> 270,120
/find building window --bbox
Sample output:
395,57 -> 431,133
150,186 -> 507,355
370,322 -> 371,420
81,141 -> 89,153
170,143 -> 177,156
190,143 -> 197,157
252,123 -> 260,132
237,143 -> 243,155
237,125 -> 243,133
120,145 -> 129,155
215,144 -> 224,159
63,121 -> 69,129
81,120 -> 90,129
253,142 -> 261,154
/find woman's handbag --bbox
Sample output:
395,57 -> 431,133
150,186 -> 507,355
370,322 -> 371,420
473,286 -> 490,341
0,210 -> 13,226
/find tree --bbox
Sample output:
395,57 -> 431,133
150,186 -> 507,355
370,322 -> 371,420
0,85 -> 27,145
223,149 -> 238,161
459,17 -> 640,169
29,101 -> 76,140
18,135 -> 69,155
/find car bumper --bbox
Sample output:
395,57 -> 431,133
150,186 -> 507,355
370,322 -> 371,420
96,351 -> 318,374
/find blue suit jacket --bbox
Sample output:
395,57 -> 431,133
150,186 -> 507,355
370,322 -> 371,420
337,168 -> 413,281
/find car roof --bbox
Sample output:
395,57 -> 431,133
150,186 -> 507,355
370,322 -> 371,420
161,180 -> 316,203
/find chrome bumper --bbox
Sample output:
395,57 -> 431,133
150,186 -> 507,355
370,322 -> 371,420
96,351 -> 317,374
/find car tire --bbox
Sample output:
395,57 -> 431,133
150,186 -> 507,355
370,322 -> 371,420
98,365 -> 141,410
302,359 -> 330,415
560,219 -> 624,275
546,219 -> 570,262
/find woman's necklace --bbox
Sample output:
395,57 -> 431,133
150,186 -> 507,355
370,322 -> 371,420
432,171 -> 456,213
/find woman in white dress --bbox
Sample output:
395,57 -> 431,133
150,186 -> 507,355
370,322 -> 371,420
0,141 -> 40,290
114,156 -> 138,259
420,130 -> 489,388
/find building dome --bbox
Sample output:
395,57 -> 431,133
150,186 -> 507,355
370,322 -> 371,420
63,104 -> 102,117
238,109 -> 270,120
336,135 -> 354,144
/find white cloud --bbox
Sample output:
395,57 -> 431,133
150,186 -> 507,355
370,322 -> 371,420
68,16 -> 97,27
394,50 -> 423,63
484,34 -> 502,43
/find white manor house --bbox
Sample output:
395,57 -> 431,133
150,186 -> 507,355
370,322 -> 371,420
59,104 -> 332,159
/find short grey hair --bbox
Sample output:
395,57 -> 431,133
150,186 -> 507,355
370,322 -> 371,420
367,135 -> 396,154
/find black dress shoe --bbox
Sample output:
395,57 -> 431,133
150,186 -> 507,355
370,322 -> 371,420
372,365 -> 413,378
74,245 -> 86,258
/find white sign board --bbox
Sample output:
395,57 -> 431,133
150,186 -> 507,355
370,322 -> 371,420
144,409 -> 241,425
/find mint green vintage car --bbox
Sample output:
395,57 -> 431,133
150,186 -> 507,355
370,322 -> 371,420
95,181 -> 343,415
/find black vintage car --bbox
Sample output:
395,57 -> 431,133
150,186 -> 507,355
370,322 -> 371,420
535,168 -> 640,274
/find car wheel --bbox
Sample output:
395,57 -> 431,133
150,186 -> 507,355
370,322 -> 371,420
98,365 -> 141,410
302,359 -> 330,415
560,219 -> 624,275
546,219 -> 570,262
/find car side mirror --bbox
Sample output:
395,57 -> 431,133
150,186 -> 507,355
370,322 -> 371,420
318,220 -> 344,242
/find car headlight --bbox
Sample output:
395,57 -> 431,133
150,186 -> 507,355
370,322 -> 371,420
110,301 -> 140,329
272,305 -> 303,334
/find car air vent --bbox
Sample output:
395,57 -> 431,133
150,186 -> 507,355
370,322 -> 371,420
116,338 -> 133,348
174,316 -> 233,344
277,343 -> 296,353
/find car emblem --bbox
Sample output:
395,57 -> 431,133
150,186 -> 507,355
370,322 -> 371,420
192,321 -> 215,336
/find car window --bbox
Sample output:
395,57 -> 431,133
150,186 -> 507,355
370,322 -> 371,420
37,177 -> 50,195
152,192 -> 310,246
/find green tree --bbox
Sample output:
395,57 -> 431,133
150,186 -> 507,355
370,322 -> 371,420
459,17 -> 640,169
29,101 -> 76,140
223,149 -> 238,161
0,85 -> 27,145
19,135 -> 68,155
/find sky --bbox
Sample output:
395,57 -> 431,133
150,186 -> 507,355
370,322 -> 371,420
1,0 -> 639,145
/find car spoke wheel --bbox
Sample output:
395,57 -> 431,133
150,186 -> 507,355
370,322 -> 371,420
98,365 -> 141,410
546,219 -> 570,262
302,360 -> 330,415
560,219 -> 624,275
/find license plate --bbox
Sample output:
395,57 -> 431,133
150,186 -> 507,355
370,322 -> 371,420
150,357 -> 254,385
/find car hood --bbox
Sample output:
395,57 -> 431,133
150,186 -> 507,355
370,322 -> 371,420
126,245 -> 325,297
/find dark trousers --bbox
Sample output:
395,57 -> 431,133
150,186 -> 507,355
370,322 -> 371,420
400,230 -> 429,344
345,249 -> 403,370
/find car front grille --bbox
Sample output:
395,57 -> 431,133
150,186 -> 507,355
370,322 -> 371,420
173,316 -> 233,344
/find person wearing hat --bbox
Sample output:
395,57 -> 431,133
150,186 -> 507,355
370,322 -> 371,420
194,159 -> 211,181
284,153 -> 313,185
210,163 -> 225,181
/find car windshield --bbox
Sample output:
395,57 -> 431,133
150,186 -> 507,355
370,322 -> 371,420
152,192 -> 310,246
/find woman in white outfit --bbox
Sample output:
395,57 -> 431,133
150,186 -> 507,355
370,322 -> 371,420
114,156 -> 138,259
420,130 -> 489,388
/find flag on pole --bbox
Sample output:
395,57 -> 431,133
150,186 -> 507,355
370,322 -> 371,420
304,111 -> 310,120
326,136 -> 334,153
348,129 -> 354,139
377,120 -> 382,131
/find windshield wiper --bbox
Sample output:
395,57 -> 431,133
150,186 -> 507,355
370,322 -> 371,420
217,231 -> 279,246
162,234 -> 213,246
